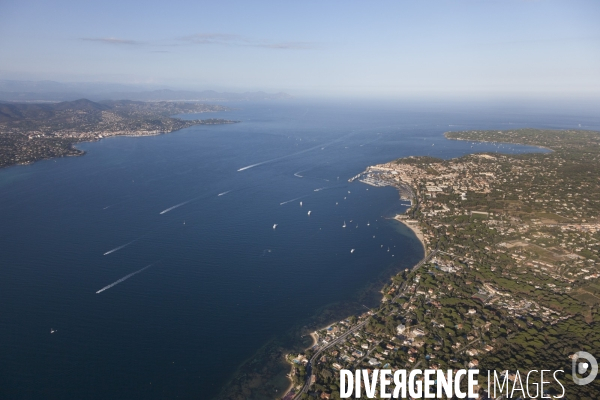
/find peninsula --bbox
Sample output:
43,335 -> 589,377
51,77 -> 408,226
285,129 -> 600,400
0,99 -> 237,168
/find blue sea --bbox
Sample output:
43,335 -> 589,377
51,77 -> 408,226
0,99 -> 597,399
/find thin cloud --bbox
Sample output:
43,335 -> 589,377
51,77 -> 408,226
181,33 -> 246,45
257,42 -> 314,50
82,34 -> 315,50
81,37 -> 143,45
179,33 -> 314,50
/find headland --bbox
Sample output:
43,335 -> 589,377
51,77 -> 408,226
0,99 -> 238,169
283,128 -> 600,400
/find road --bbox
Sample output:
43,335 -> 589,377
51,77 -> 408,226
291,250 -> 438,399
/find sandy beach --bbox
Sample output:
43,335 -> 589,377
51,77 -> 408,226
393,215 -> 427,253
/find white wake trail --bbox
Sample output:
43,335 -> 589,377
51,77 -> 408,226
237,161 -> 271,171
96,263 -> 155,294
218,191 -> 231,196
279,195 -> 309,205
103,239 -> 138,256
159,200 -> 192,214
237,134 -> 353,172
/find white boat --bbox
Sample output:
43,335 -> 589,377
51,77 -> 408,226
300,201 -> 303,206
367,221 -> 370,226
273,224 -> 278,229
343,221 -> 346,228
308,211 -> 311,216
350,249 -> 355,253
50,329 -> 56,334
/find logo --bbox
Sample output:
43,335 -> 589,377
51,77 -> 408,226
572,351 -> 598,386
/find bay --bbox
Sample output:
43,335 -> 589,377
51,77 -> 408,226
0,99 -> 592,399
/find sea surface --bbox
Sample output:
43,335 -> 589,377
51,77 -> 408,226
0,99 -> 596,399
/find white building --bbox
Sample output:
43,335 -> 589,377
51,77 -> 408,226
396,324 -> 406,334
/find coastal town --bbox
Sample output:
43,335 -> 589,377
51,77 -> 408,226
0,99 -> 236,168
285,129 -> 600,400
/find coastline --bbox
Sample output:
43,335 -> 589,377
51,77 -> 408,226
280,184 -> 426,400
392,215 -> 427,254
0,119 -> 238,171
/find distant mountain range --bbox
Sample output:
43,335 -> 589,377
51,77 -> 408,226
0,80 -> 292,102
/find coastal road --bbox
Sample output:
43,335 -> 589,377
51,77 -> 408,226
291,250 -> 438,399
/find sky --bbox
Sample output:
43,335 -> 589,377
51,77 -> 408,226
1,0 -> 599,98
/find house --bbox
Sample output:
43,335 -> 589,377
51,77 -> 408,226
396,324 -> 406,334
368,358 -> 380,366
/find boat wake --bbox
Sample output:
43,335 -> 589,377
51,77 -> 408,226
159,199 -> 193,214
314,184 -> 344,192
237,133 -> 355,172
96,262 -> 157,294
218,191 -> 231,196
280,195 -> 309,205
103,239 -> 139,256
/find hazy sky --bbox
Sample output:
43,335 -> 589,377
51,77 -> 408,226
1,0 -> 599,97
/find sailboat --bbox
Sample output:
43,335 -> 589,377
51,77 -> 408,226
308,211 -> 311,216
300,201 -> 303,206
273,224 -> 278,229
350,249 -> 355,254
367,221 -> 370,226
342,221 -> 346,228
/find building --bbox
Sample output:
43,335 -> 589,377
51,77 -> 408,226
396,324 -> 406,334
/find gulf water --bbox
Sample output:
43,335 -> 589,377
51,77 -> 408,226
0,99 -> 594,399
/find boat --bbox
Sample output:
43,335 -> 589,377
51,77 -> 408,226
273,224 -> 278,229
342,221 -> 346,228
50,329 -> 56,334
308,211 -> 311,216
367,221 -> 370,226
350,249 -> 355,253
300,201 -> 303,206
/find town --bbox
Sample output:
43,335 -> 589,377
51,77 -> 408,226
0,99 -> 237,168
285,129 -> 600,400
